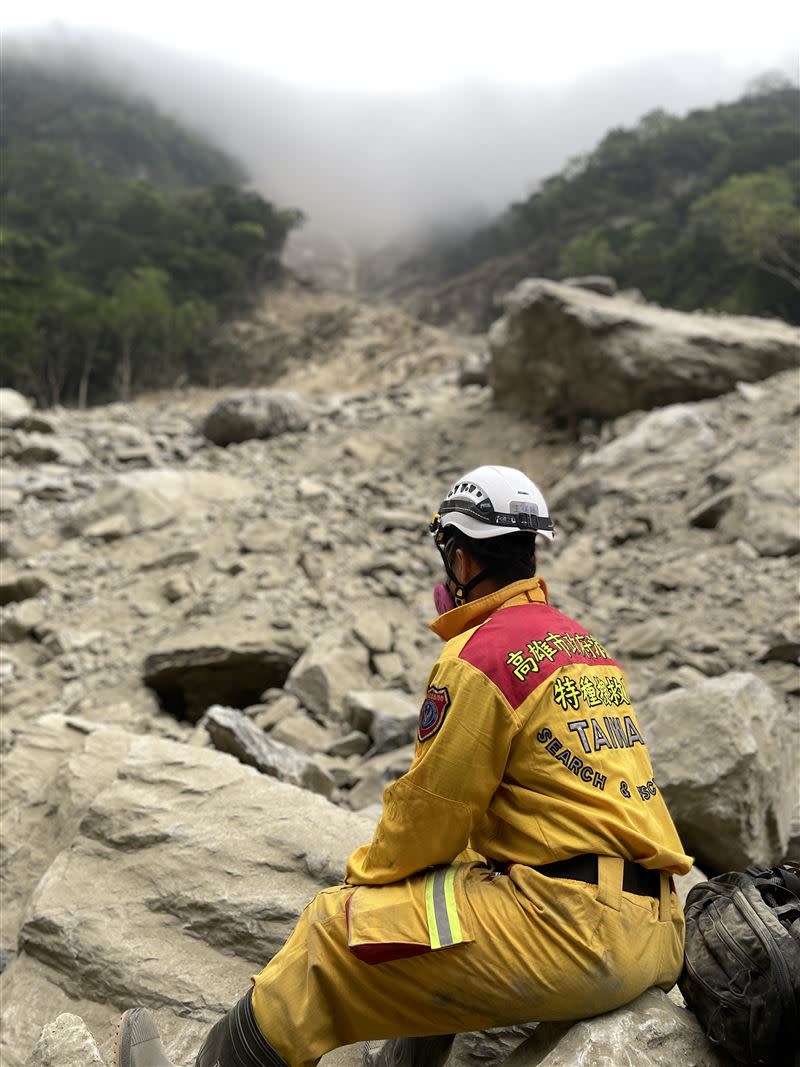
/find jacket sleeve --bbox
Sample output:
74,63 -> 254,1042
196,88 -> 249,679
345,655 -> 519,885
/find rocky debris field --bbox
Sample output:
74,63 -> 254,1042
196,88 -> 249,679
1,281 -> 798,1066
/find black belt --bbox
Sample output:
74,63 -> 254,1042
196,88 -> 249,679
533,854 -> 662,898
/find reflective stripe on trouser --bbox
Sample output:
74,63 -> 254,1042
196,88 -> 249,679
251,859 -> 685,1067
425,865 -> 465,949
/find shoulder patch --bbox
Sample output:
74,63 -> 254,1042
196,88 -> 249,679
417,685 -> 451,743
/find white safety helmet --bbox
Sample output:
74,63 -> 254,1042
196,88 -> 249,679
431,465 -> 554,542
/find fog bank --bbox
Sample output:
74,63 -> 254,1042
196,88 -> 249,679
9,27 -> 797,252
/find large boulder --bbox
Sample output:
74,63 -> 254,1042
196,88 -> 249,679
488,279 -> 800,419
0,389 -> 32,428
201,390 -> 311,446
640,672 -> 794,871
63,469 -> 255,540
0,716 -> 131,967
1,735 -> 374,1066
203,704 -> 335,798
505,988 -> 734,1066
143,623 -> 306,722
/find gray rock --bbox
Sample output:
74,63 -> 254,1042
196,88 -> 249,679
641,673 -> 794,871
18,413 -> 58,434
489,279 -> 800,419
1,717 -> 133,967
616,618 -> 672,659
327,730 -> 371,758
285,630 -> 370,721
374,651 -> 408,686
347,746 -> 414,810
202,390 -> 310,445
32,1013 -> 106,1066
0,598 -> 46,643
238,521 -> 295,554
0,486 -> 23,513
161,574 -> 192,603
143,623 -> 305,722
673,865 -> 711,910
580,405 -> 716,471
690,460 -> 799,557
459,352 -> 490,388
0,572 -> 48,607
64,469 -> 255,540
344,689 -> 419,754
13,433 -> 91,467
504,988 -> 734,1066
3,735 -> 374,1065
203,704 -> 335,798
560,274 -> 618,296
0,389 -> 33,428
270,710 -> 337,755
352,611 -> 393,655
372,509 -> 423,532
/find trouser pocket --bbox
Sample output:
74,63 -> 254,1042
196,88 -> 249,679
347,862 -> 478,965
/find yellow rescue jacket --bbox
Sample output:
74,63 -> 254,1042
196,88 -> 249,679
346,577 -> 692,886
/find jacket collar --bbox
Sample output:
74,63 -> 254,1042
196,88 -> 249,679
428,577 -> 549,642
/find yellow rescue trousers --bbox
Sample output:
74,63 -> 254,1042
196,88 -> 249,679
250,856 -> 685,1067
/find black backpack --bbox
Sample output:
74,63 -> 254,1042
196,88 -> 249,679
679,863 -> 800,1067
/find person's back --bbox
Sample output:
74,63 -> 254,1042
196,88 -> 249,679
434,584 -> 688,874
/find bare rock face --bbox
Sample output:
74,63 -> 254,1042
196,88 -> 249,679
2,735 -> 373,1065
640,673 -> 794,872
1,716 -> 133,967
203,704 -> 335,798
201,390 -> 311,445
143,624 -> 306,722
489,279 -> 800,418
505,988 -> 735,1066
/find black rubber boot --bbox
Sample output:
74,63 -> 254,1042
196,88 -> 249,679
195,992 -> 290,1067
362,1035 -> 455,1067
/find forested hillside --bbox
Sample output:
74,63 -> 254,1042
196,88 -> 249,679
1,59 -> 300,406
411,76 -> 800,328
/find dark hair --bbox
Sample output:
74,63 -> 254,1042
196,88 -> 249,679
445,529 -> 537,586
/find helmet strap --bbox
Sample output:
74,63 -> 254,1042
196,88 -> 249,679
436,539 -> 492,607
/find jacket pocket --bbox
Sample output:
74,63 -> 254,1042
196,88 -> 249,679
347,861 -> 478,965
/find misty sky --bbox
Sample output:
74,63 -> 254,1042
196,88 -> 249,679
5,3 -> 799,254
4,1 -> 797,93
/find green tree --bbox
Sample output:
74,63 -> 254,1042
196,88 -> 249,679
691,168 -> 800,292
105,268 -> 173,400
559,228 -> 620,277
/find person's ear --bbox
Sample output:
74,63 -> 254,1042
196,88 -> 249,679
452,546 -> 473,584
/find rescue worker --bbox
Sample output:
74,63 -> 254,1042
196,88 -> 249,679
115,464 -> 692,1067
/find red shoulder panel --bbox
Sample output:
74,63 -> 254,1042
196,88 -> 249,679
458,603 -> 619,711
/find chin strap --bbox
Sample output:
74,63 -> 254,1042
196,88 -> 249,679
436,541 -> 490,607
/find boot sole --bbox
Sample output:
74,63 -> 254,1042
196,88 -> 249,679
114,1008 -> 134,1067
